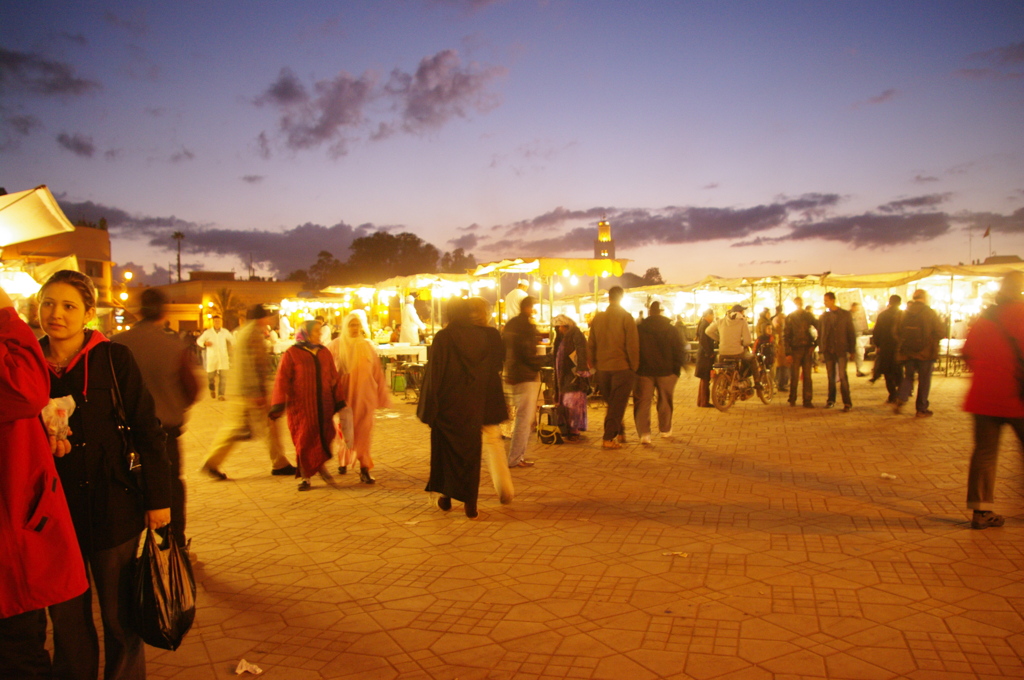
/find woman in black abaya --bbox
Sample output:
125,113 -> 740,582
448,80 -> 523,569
419,298 -> 507,519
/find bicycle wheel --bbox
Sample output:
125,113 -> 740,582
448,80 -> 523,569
711,371 -> 736,412
757,367 -> 775,404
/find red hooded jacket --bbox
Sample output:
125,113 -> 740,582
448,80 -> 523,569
0,307 -> 87,618
963,301 -> 1024,418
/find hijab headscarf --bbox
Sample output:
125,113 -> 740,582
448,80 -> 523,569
552,314 -> 576,329
295,319 -> 320,348
339,310 -> 371,371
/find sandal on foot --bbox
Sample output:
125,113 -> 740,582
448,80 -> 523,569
971,511 -> 1004,529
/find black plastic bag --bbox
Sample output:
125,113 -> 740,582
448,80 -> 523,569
131,528 -> 196,650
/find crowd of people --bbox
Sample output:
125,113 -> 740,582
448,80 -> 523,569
2,269 -> 1023,677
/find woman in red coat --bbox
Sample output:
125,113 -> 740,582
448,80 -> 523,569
271,319 -> 347,491
0,284 -> 88,678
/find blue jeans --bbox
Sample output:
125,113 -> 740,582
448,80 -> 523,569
507,380 -> 540,466
824,354 -> 851,407
898,359 -> 934,412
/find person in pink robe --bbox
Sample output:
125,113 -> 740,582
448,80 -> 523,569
327,311 -> 391,484
270,320 -> 346,491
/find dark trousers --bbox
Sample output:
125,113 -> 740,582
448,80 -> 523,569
50,536 -> 145,680
596,369 -> 635,441
788,347 -> 814,405
165,426 -> 187,547
873,346 -> 903,402
898,359 -> 934,413
0,609 -> 50,679
824,353 -> 851,407
966,414 -> 1024,511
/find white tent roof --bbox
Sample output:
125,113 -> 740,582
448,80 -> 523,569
0,186 -> 77,248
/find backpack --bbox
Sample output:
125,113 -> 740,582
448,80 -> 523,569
900,310 -> 928,354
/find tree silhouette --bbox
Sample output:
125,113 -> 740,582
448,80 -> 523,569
172,231 -> 185,283
211,288 -> 247,329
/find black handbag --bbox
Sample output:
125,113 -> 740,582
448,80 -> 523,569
107,345 -> 143,484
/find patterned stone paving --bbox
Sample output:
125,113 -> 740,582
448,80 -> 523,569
137,369 -> 1024,679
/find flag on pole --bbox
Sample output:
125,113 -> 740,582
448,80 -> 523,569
983,226 -> 991,238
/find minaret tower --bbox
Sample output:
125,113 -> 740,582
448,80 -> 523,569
594,217 -> 615,259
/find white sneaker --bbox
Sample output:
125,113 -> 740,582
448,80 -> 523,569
640,435 -> 652,445
660,430 -> 674,439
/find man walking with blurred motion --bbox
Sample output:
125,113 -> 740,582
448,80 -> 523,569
502,296 -> 546,468
114,289 -> 200,548
963,272 -> 1024,529
871,295 -> 903,404
202,305 -> 295,479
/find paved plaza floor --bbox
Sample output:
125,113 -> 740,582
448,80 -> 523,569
144,369 -> 1024,679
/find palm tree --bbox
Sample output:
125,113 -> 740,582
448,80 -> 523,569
172,231 -> 185,282
211,288 -> 248,330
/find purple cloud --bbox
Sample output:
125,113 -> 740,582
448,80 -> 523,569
256,49 -> 504,157
0,47 -> 101,96
448,233 -> 480,250
387,50 -> 505,132
780,212 -> 951,247
170,147 -> 195,163
852,88 -> 898,108
56,132 -> 95,157
877,193 -> 951,213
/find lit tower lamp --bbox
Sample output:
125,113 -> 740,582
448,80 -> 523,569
594,218 -> 615,259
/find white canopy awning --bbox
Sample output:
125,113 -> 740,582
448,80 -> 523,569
0,186 -> 77,247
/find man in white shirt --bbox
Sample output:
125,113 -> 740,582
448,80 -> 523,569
504,280 -> 529,324
399,296 -> 426,344
196,314 -> 233,400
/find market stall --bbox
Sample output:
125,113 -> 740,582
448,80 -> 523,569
472,257 -> 630,326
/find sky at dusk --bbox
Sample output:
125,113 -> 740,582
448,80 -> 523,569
2,0 -> 1023,287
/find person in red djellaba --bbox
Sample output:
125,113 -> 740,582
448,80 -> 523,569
0,283 -> 88,678
271,319 -> 347,491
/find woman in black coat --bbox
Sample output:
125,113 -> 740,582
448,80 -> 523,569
552,314 -> 590,441
694,309 -> 718,407
420,297 -> 509,518
37,270 -> 170,680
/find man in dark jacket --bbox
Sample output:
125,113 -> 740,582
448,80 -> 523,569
502,296 -> 547,467
784,296 -> 819,407
113,289 -> 201,548
694,309 -> 717,407
634,301 -> 685,443
588,286 -> 640,449
818,291 -> 857,411
871,294 -> 903,403
895,289 -> 944,416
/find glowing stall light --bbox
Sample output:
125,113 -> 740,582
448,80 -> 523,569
986,280 -> 1000,292
863,297 -> 880,313
782,300 -> 798,314
570,275 -> 578,286
0,270 -> 41,297
532,281 -> 542,292
554,282 -> 564,294
562,269 -> 570,277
